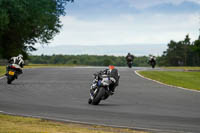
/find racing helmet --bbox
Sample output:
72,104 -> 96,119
18,54 -> 23,59
109,65 -> 115,70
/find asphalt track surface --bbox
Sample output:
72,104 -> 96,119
0,67 -> 200,133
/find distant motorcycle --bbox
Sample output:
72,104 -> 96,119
149,59 -> 156,68
6,64 -> 22,84
127,61 -> 133,68
88,72 -> 114,105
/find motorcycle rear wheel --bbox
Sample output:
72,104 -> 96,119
7,76 -> 13,84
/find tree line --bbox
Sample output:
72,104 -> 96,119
157,35 -> 200,66
29,34 -> 200,67
29,55 -> 150,67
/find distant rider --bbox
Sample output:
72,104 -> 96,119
148,55 -> 156,68
126,53 -> 134,63
148,55 -> 156,64
6,54 -> 25,76
91,65 -> 120,94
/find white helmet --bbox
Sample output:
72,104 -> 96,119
18,54 -> 23,59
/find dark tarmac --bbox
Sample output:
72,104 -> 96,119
0,67 -> 200,133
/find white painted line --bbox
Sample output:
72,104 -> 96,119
135,70 -> 200,93
72,66 -> 107,68
0,76 -> 6,80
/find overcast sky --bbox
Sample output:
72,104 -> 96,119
44,0 -> 200,47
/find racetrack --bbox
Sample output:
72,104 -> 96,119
0,67 -> 200,133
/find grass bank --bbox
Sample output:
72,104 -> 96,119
138,71 -> 200,91
0,114 -> 147,133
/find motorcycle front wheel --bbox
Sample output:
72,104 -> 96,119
92,87 -> 105,105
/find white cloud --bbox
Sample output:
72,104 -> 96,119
126,0 -> 200,9
47,12 -> 200,47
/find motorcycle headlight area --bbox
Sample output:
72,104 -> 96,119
101,78 -> 110,86
91,83 -> 97,89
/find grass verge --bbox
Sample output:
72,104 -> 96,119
138,71 -> 200,91
163,67 -> 200,71
0,114 -> 147,133
0,66 -> 5,77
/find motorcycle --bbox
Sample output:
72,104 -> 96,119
149,59 -> 156,68
88,72 -> 114,105
6,64 -> 22,84
127,61 -> 133,68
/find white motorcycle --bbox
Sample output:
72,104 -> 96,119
88,72 -> 116,105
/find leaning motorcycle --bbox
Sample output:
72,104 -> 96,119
88,72 -> 114,105
6,64 -> 21,84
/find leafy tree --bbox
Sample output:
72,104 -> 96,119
103,58 -> 114,66
0,0 -> 73,59
182,35 -> 191,65
193,35 -> 200,56
167,40 -> 185,66
158,34 -> 200,66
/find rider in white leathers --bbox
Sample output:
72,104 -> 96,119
6,54 -> 25,76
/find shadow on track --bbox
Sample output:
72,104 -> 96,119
95,103 -> 120,107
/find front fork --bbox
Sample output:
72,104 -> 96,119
90,80 -> 98,99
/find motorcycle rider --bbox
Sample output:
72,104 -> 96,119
6,54 -> 25,76
148,55 -> 156,67
106,65 -> 120,93
91,65 -> 120,95
148,55 -> 156,63
126,52 -> 134,63
88,65 -> 120,104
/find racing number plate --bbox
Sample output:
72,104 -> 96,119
8,71 -> 15,76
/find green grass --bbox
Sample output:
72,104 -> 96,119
0,66 -> 5,77
0,114 -> 147,133
163,67 -> 200,71
138,71 -> 200,91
